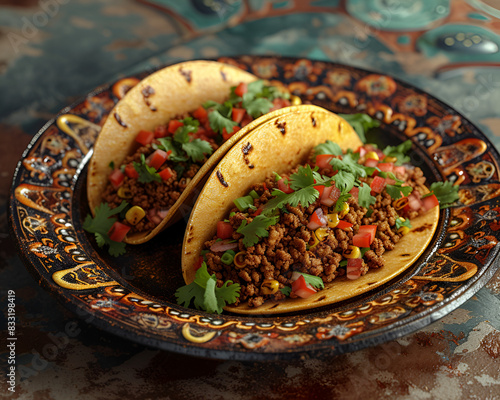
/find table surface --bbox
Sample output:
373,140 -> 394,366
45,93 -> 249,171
1,1 -> 500,399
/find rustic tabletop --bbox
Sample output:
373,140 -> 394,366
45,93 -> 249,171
1,0 -> 500,399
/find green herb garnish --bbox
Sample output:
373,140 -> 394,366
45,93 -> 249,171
236,214 -> 280,248
424,181 -> 459,209
382,140 -> 412,165
338,113 -> 380,143
133,153 -> 161,183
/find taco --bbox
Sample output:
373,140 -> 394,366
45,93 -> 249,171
86,60 -> 295,250
180,106 -> 444,315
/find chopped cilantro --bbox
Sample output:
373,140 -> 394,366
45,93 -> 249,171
338,113 -> 380,143
280,286 -> 292,296
299,272 -> 325,290
358,183 -> 376,208
395,217 -> 412,230
242,94 -> 273,118
236,214 -> 280,248
83,202 -> 129,257
424,181 -> 459,209
386,184 -> 412,199
175,263 -> 240,314
360,247 -> 371,257
133,154 -> 161,183
382,140 -> 412,165
314,140 -> 343,157
108,161 -> 115,170
207,107 -> 238,134
334,191 -> 352,212
289,164 -> 316,190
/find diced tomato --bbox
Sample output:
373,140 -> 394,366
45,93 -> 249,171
159,167 -> 173,181
408,192 -> 423,211
217,221 -> 234,240
108,221 -> 131,242
135,130 -> 154,146
222,125 -> 240,141
349,186 -> 359,202
352,232 -> 372,248
336,220 -> 353,230
320,185 -> 341,207
357,146 -> 367,158
315,154 -> 334,170
192,106 -> 208,122
232,108 -> 246,124
252,207 -> 263,217
364,158 -> 379,169
240,113 -> 253,127
109,169 -> 124,188
422,193 -> 439,211
194,256 -> 204,271
358,225 -> 377,244
234,82 -> 247,97
346,258 -> 363,280
270,97 -> 291,111
314,185 -> 325,197
377,162 -> 394,173
168,119 -> 184,134
291,275 -> 317,299
124,163 -> 139,179
370,176 -> 386,194
147,149 -> 169,170
278,178 -> 294,194
393,165 -> 406,176
308,208 -> 327,230
154,124 -> 168,138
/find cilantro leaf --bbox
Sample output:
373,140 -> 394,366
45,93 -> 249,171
289,165 -> 316,190
83,202 -> 129,257
386,184 -> 412,199
395,217 -> 412,230
173,118 -> 199,144
426,181 -> 459,209
358,183 -> 376,208
133,154 -> 161,183
175,263 -> 240,314
338,113 -> 380,143
299,272 -> 324,289
382,140 -> 412,165
236,214 -> 280,248
280,286 -> 292,296
208,109 -> 237,134
242,94 -> 273,118
182,139 -> 213,162
334,191 -> 352,212
314,140 -> 343,157
155,137 -> 188,162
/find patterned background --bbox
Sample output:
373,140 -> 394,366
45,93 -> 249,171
1,0 -> 500,399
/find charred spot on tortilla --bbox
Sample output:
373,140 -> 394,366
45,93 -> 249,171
141,85 -> 157,111
249,164 -> 255,169
413,224 -> 433,233
179,67 -> 192,83
275,120 -> 286,135
311,115 -> 317,127
315,295 -> 326,302
220,70 -> 228,81
114,112 -> 127,128
216,170 -> 229,187
242,142 -> 253,166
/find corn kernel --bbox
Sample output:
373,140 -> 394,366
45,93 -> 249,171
365,151 -> 379,161
125,206 -> 146,225
327,213 -> 339,228
384,156 -> 397,163
393,197 -> 409,210
261,279 -> 279,295
315,227 -> 329,242
398,226 -> 410,235
339,202 -> 350,218
117,186 -> 133,199
343,245 -> 361,259
290,95 -> 302,105
309,233 -> 320,249
234,251 -> 247,269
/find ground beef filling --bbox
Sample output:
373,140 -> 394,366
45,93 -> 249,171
102,140 -> 215,234
204,166 -> 424,308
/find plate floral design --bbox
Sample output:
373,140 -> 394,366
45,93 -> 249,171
9,56 -> 500,360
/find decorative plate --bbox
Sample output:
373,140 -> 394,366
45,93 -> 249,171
9,56 -> 500,361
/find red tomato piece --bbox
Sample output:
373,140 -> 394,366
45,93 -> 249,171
393,165 -> 406,176
377,162 -> 394,173
192,106 -> 208,122
270,97 -> 291,111
278,178 -> 294,194
135,130 -> 154,146
291,275 -> 317,299
315,154 -> 334,169
217,221 -> 234,240
232,108 -> 246,124
358,225 -> 377,244
124,164 -> 139,179
422,193 -> 439,211
154,125 -> 168,138
349,186 -> 359,202
320,185 -> 341,207
108,221 -> 131,243
240,113 -> 253,127
109,169 -> 124,188
346,258 -> 363,280
364,158 -> 379,169
234,82 -> 247,97
194,256 -> 204,271
314,185 -> 325,198
222,125 -> 240,141
307,208 -> 327,230
408,192 -> 423,211
147,149 -> 168,170
352,232 -> 372,248
168,120 -> 184,134
370,176 -> 386,193
336,220 -> 353,230
252,207 -> 263,217
159,167 -> 173,181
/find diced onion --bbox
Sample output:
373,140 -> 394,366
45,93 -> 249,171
210,240 -> 238,253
